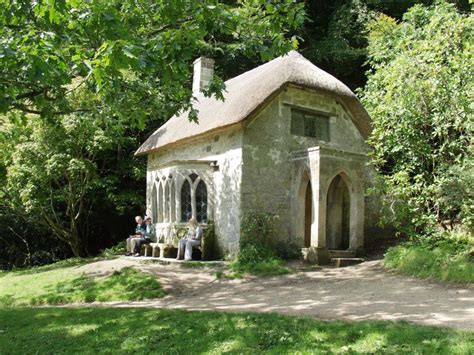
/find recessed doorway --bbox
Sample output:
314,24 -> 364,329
304,181 -> 312,248
326,174 -> 350,250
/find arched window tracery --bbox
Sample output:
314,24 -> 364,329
164,180 -> 170,222
151,183 -> 158,223
170,180 -> 176,222
158,182 -> 163,223
195,180 -> 208,223
181,179 -> 192,222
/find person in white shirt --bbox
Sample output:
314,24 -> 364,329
176,217 -> 202,261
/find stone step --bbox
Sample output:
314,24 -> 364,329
331,257 -> 364,267
328,249 -> 356,258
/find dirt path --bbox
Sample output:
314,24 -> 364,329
75,258 -> 474,330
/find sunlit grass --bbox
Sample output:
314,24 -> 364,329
0,307 -> 472,354
230,258 -> 290,277
0,265 -> 164,306
384,234 -> 474,284
0,257 -> 95,277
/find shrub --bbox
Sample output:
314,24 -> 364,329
435,158 -> 474,232
274,240 -> 302,260
361,3 -> 473,235
0,205 -> 71,270
384,230 -> 474,283
202,222 -> 220,260
100,240 -> 127,258
240,212 -> 274,251
233,211 -> 289,276
238,211 -> 276,264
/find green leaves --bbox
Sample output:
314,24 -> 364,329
0,112 -> 140,256
0,0 -> 305,258
0,0 -> 305,128
361,2 -> 473,234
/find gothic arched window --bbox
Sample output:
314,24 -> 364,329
158,182 -> 163,223
181,180 -> 192,222
164,181 -> 170,222
170,180 -> 176,222
196,180 -> 208,223
151,183 -> 158,223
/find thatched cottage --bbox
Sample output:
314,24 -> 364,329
136,51 -> 376,263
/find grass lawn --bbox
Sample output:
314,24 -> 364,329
0,307 -> 472,354
0,263 -> 165,306
384,233 -> 474,284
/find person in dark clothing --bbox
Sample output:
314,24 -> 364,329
126,216 -> 146,256
133,215 -> 156,256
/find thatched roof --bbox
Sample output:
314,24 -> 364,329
136,51 -> 371,156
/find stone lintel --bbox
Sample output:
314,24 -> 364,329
152,159 -> 217,170
290,145 -> 368,162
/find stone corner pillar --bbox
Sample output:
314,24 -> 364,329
307,148 -> 326,248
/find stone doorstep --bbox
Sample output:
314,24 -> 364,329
331,257 -> 365,268
328,249 -> 356,258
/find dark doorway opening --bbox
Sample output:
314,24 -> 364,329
304,181 -> 312,247
326,175 -> 350,250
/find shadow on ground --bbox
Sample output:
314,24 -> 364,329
0,307 -> 472,354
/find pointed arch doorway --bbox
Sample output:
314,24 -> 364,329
297,170 -> 313,248
304,181 -> 312,247
326,174 -> 351,250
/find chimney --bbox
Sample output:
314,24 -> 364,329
192,56 -> 214,94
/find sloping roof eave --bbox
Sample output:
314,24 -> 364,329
135,51 -> 372,156
134,121 -> 244,157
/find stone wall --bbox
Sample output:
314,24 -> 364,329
241,85 -> 380,247
147,126 -> 243,254
145,85 -> 388,255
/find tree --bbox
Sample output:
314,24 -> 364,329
0,0 -> 304,126
361,1 -> 473,234
1,112 -> 125,256
301,0 -> 374,90
0,1 -> 305,260
299,0 -> 470,90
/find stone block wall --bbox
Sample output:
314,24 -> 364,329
147,126 -> 243,254
145,85 -> 390,255
241,85 -> 381,247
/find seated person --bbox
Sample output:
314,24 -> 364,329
133,215 -> 156,256
126,215 -> 146,256
176,217 -> 203,261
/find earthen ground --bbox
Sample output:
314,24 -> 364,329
71,257 -> 474,330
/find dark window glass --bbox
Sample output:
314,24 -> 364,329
196,180 -> 208,223
158,183 -> 163,222
290,110 -> 305,136
181,180 -> 192,222
152,184 -> 158,223
189,173 -> 199,182
290,109 -> 330,141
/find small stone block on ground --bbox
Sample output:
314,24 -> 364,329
331,258 -> 365,267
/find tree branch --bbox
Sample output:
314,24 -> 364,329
12,103 -> 92,116
146,16 -> 194,38
15,89 -> 46,101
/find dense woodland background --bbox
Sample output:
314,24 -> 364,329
0,0 -> 471,269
